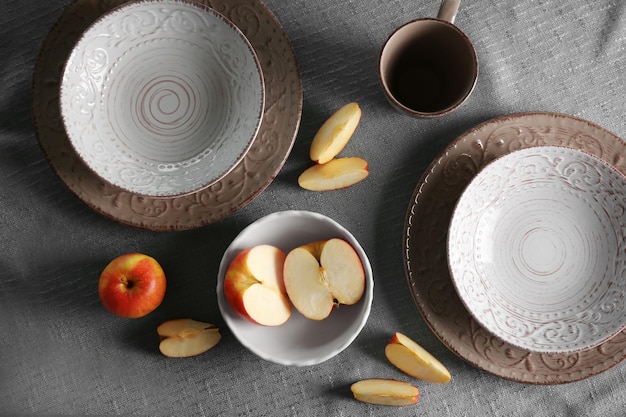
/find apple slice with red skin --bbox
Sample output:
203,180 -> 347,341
223,245 -> 291,326
298,157 -> 369,191
98,253 -> 166,318
283,238 -> 365,320
158,319 -> 221,358
385,332 -> 452,383
351,379 -> 420,406
309,102 -> 362,164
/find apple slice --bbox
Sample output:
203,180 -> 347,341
157,319 -> 221,358
298,157 -> 369,191
385,332 -> 452,383
223,245 -> 291,326
283,238 -> 365,320
351,379 -> 420,406
310,102 -> 362,164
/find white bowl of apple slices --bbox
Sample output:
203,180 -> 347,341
216,210 -> 374,366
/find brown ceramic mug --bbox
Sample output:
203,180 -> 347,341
379,0 -> 478,118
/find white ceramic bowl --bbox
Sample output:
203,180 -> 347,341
216,210 -> 374,366
60,0 -> 264,197
448,146 -> 626,353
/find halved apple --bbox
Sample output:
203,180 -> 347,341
157,319 -> 221,358
223,245 -> 291,326
310,102 -> 362,164
283,238 -> 365,320
351,379 -> 420,406
385,332 -> 452,383
298,157 -> 369,191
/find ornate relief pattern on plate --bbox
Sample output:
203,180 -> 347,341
33,0 -> 302,230
448,146 -> 626,354
403,112 -> 626,384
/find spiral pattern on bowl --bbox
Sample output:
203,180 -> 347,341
60,0 -> 264,197
448,146 -> 626,353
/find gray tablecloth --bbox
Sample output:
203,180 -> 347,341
2,0 -> 626,415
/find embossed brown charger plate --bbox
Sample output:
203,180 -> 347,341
403,112 -> 626,384
33,0 -> 302,231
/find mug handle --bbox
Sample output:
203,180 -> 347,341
438,0 -> 461,24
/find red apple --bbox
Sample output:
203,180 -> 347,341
223,245 -> 291,326
283,238 -> 365,320
98,253 -> 166,318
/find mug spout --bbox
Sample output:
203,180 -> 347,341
437,0 -> 461,24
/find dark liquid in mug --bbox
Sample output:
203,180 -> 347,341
388,61 -> 445,113
382,20 -> 477,114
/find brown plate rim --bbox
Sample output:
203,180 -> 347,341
32,0 -> 302,231
403,111 -> 626,384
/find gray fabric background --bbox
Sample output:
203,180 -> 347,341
3,0 -> 626,415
